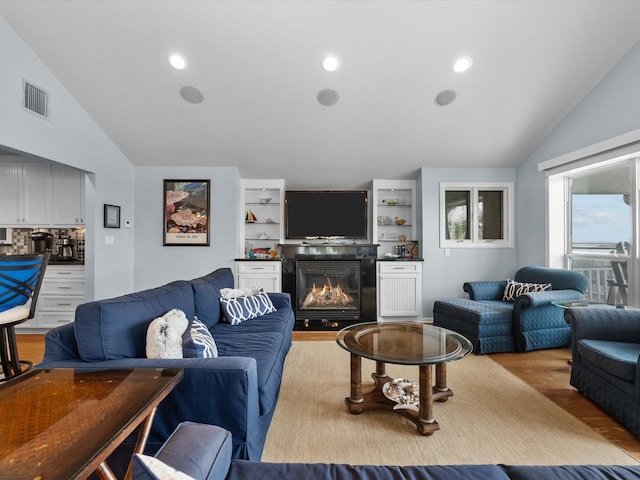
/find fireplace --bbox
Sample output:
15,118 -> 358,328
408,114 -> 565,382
280,243 -> 378,330
296,260 -> 361,322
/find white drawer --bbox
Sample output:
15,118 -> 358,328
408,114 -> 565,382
377,262 -> 421,274
41,280 -> 85,296
37,312 -> 74,329
237,262 -> 281,274
45,266 -> 85,279
38,296 -> 84,311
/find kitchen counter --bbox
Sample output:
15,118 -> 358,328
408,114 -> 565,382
377,257 -> 424,261
48,259 -> 84,266
235,257 -> 281,261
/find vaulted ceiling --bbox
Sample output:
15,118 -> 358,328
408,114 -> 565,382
2,1 -> 640,188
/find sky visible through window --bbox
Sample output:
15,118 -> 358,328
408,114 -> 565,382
572,194 -> 630,244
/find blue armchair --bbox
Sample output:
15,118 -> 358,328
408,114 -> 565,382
462,266 -> 589,352
565,307 -> 640,439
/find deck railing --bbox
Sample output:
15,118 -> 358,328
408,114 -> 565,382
572,266 -> 614,304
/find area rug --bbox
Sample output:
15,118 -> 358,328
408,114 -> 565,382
262,341 -> 638,466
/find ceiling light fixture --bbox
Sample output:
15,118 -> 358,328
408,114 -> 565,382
453,56 -> 472,73
321,55 -> 341,72
169,54 -> 188,70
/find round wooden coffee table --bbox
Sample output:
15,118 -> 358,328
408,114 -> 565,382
336,322 -> 472,435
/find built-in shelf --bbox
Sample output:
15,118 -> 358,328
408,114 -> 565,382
240,179 -> 285,257
372,179 -> 417,256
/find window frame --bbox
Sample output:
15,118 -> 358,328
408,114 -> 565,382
439,182 -> 514,248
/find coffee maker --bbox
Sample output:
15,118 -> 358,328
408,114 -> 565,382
56,235 -> 77,260
31,231 -> 53,253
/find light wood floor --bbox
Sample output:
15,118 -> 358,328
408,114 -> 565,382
17,332 -> 640,462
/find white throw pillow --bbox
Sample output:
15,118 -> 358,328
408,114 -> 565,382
146,309 -> 189,359
132,454 -> 196,480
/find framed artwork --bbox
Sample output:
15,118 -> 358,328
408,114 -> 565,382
104,204 -> 121,228
163,179 -> 210,246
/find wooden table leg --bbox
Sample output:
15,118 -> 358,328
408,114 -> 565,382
433,362 -> 453,402
95,463 -> 118,480
345,353 -> 364,413
417,364 -> 439,435
124,408 -> 158,480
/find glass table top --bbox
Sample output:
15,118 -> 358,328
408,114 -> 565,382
336,322 -> 473,365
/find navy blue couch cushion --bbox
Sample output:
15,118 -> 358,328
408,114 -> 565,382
191,268 -> 234,330
155,421 -> 232,480
502,465 -> 640,480
74,280 -> 195,361
213,325 -> 287,416
227,462 -> 510,480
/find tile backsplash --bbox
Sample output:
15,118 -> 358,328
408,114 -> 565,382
0,227 -> 85,262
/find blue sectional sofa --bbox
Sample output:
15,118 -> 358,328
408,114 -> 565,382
38,267 -> 295,462
434,266 -> 589,353
133,422 -> 640,480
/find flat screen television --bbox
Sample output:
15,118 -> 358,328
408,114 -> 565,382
285,190 -> 368,239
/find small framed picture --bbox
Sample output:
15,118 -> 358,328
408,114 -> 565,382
163,179 -> 210,246
104,204 -> 121,228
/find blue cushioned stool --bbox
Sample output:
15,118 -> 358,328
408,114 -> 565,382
433,298 -> 514,354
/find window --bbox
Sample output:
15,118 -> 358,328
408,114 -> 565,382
563,162 -> 633,305
440,182 -> 514,248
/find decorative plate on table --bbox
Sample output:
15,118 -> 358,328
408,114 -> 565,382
382,378 -> 419,412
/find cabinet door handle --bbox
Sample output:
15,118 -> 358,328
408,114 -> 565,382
54,272 -> 72,275
56,286 -> 72,290
56,303 -> 72,307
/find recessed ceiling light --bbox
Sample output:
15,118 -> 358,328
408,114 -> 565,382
321,55 -> 340,72
453,56 -> 472,73
169,54 -> 188,70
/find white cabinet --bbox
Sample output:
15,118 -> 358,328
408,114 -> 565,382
0,159 -> 84,227
376,261 -> 423,321
235,261 -> 282,293
240,179 -> 285,258
51,164 -> 85,225
20,265 -> 85,330
372,179 -> 417,257
0,161 -> 50,225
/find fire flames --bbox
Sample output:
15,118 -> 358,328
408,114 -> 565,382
301,278 -> 353,309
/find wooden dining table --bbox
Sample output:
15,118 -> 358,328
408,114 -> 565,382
0,367 -> 183,480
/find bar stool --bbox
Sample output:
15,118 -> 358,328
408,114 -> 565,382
0,252 -> 50,381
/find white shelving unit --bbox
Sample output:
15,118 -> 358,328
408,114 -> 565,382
237,179 -> 284,292
372,179 -> 417,257
239,179 -> 285,257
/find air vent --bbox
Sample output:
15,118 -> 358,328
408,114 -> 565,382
23,80 -> 49,119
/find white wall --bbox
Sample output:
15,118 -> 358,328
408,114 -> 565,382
419,167 -> 517,317
0,17 -> 135,301
516,40 -> 640,268
133,166 -> 241,290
